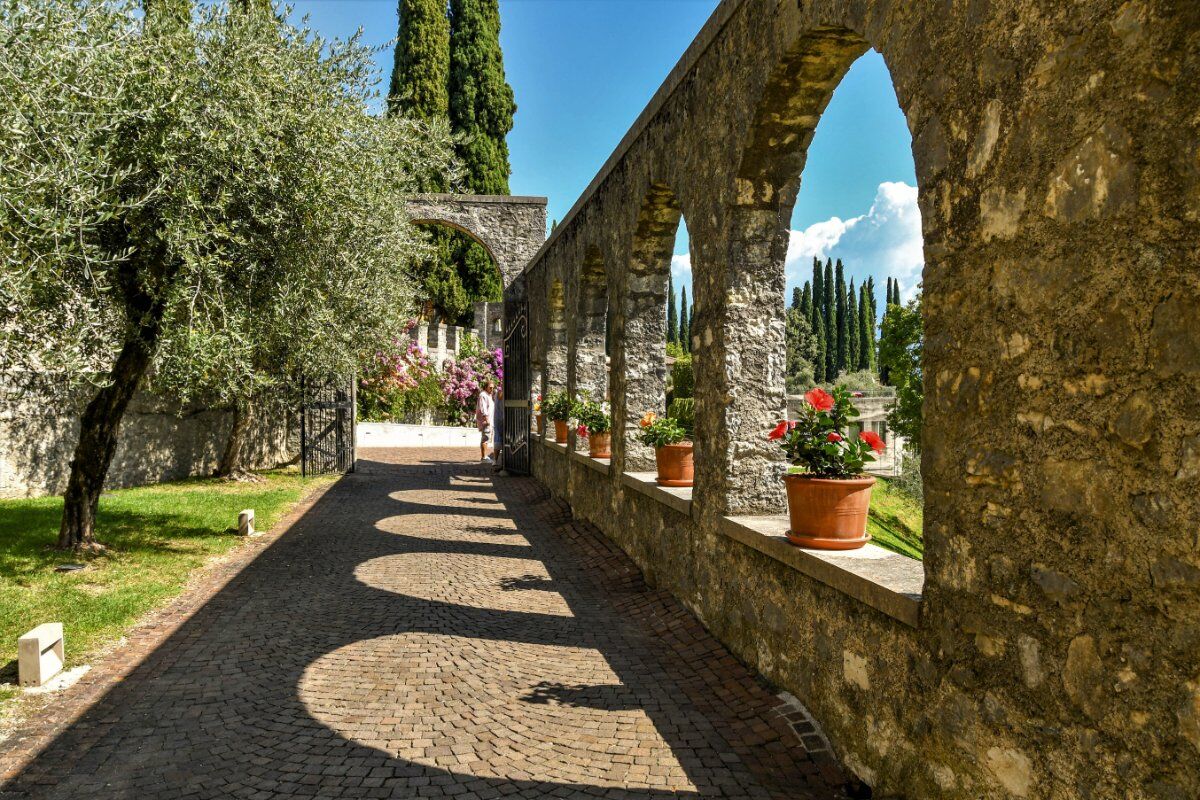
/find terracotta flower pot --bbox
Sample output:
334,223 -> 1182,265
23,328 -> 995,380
536,414 -> 545,436
588,431 -> 611,459
655,442 -> 694,487
554,419 -> 569,444
783,473 -> 874,550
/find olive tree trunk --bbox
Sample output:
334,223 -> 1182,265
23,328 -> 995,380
216,397 -> 256,477
57,327 -> 159,550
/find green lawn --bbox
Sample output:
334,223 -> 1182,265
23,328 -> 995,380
868,477 -> 924,559
0,471 -> 336,715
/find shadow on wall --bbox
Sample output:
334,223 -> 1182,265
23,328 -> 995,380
0,376 -> 296,498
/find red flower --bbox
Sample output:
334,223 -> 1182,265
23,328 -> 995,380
804,388 -> 835,412
577,424 -> 589,438
767,421 -> 789,441
859,430 -> 886,454
826,432 -> 843,443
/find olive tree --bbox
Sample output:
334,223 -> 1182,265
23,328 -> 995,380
0,0 -> 455,548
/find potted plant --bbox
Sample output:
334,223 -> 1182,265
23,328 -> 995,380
533,393 -> 544,435
542,390 -> 573,444
769,386 -> 886,550
574,397 -> 612,459
637,411 -> 693,487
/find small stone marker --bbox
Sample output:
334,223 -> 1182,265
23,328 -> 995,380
238,509 -> 255,537
18,622 -> 65,688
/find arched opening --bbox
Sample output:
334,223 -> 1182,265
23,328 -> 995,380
571,248 -> 609,452
778,50 -> 924,559
411,221 -> 505,337
720,30 -> 927,550
620,184 -> 682,470
545,278 -> 568,401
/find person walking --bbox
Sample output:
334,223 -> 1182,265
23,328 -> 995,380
476,379 -> 495,464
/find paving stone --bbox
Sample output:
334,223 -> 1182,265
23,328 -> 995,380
0,449 -> 845,799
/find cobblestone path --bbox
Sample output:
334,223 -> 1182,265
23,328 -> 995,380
1,449 -> 846,799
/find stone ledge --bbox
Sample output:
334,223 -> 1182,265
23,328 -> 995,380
411,193 -> 548,206
718,515 -> 923,628
620,472 -> 693,517
568,448 -> 611,475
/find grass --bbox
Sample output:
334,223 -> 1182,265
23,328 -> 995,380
0,470 -> 336,717
868,477 -> 924,559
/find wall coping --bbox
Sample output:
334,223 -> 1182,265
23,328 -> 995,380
620,472 -> 693,517
538,436 -> 922,626
719,515 -> 923,627
411,193 -> 548,207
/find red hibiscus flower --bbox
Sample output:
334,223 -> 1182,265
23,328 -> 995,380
826,432 -> 843,443
804,387 -> 835,412
576,424 -> 589,438
859,430 -> 886,454
767,421 -> 789,441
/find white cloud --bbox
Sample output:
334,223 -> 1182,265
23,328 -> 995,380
785,181 -> 923,302
670,253 -> 691,284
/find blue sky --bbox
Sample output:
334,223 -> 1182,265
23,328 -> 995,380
288,0 -> 921,306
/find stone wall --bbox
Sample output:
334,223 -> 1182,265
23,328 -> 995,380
508,0 -> 1200,797
0,377 -> 295,499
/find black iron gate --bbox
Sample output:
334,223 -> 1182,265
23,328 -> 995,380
300,376 -> 356,476
501,295 -> 530,475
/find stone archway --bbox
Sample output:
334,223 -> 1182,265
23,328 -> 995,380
406,193 -> 547,289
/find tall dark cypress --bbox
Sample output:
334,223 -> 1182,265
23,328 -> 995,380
813,314 -> 827,384
387,0 -> 450,123
810,258 -> 823,333
800,281 -> 812,322
823,258 -> 835,381
866,277 -> 879,371
449,0 -> 515,193
835,259 -> 848,374
791,286 -> 801,310
679,286 -> 690,353
857,283 -> 872,371
847,278 -> 858,374
667,275 -> 677,345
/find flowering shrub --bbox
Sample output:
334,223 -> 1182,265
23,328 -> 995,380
438,333 -> 503,425
769,386 -> 885,478
636,411 -> 688,448
358,338 -> 448,422
542,390 -> 573,422
574,397 -> 611,437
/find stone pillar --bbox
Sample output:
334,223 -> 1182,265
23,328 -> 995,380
694,211 -> 787,516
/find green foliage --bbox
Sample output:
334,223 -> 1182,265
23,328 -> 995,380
678,286 -> 690,352
668,353 -> 694,400
891,445 -> 924,504
667,275 -> 677,345
847,278 -> 859,373
835,259 -> 848,373
822,259 -> 835,381
449,0 -> 515,194
665,341 -> 685,358
785,307 -> 816,393
831,370 -> 882,392
636,412 -> 688,448
388,0 -> 451,124
867,476 -> 924,560
666,397 -> 695,437
813,314 -> 828,384
573,396 -> 611,435
857,282 -> 872,371
770,387 -> 884,478
541,390 -> 573,422
359,373 -> 447,422
879,293 -> 924,451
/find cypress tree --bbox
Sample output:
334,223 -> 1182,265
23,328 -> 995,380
867,277 -> 879,371
679,286 -> 690,353
387,0 -> 450,123
858,282 -> 872,371
800,281 -> 812,322
813,313 -> 827,384
667,275 -> 677,345
835,259 -> 848,374
449,0 -> 515,194
791,286 -> 801,310
847,278 -> 858,373
823,258 -> 835,381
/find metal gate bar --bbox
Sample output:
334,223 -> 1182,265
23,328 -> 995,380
502,296 -> 530,475
300,376 -> 356,477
